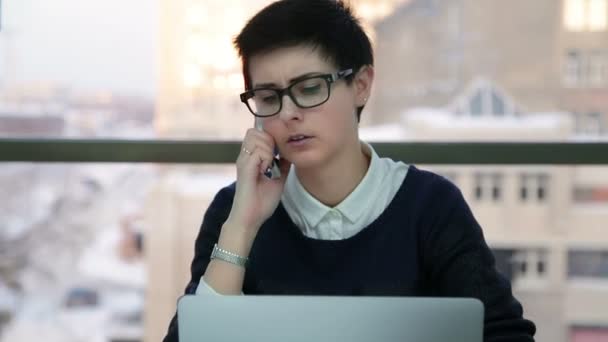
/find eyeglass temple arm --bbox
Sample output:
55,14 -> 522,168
335,68 -> 354,80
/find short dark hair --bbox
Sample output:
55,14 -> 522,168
234,0 -> 374,122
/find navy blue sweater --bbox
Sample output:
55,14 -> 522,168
163,165 -> 536,341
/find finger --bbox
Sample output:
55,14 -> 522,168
238,144 -> 272,168
241,138 -> 271,158
243,128 -> 273,147
239,146 -> 273,174
248,130 -> 276,151
236,145 -> 256,166
250,128 -> 275,145
240,145 -> 255,157
253,144 -> 273,159
240,129 -> 260,153
252,150 -> 275,175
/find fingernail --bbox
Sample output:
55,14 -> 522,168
264,168 -> 272,178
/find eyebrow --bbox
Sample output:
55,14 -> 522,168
253,72 -> 324,89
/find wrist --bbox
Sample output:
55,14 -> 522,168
211,243 -> 249,268
217,219 -> 257,257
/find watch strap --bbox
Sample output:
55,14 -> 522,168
210,243 -> 248,267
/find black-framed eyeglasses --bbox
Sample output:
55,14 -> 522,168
239,69 -> 353,117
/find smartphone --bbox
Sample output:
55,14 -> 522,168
255,118 -> 281,179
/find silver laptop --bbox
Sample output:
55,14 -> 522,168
177,295 -> 484,342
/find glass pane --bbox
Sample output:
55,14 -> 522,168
571,327 -> 608,342
0,162 -> 237,342
589,0 -> 608,31
0,0 -> 605,142
568,250 -> 608,278
470,91 -> 484,116
492,248 -> 515,281
564,0 -> 586,31
491,90 -> 506,116
2,1 -> 608,342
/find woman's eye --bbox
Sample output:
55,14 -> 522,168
301,84 -> 321,94
262,95 -> 278,104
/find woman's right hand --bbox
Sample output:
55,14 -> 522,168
226,128 -> 291,237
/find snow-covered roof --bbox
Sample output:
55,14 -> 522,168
165,168 -> 236,196
359,123 -> 409,141
447,77 -> 523,116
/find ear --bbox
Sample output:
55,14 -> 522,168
353,65 -> 374,107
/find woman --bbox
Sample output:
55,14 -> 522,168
163,0 -> 536,341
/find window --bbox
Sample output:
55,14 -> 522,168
564,0 -> 608,31
520,186 -> 528,201
515,249 -> 548,281
570,326 -> 608,342
565,0 -> 587,30
576,111 -> 604,135
568,250 -> 608,278
573,186 -> 608,203
493,249 -> 516,281
520,173 -> 550,203
538,174 -> 549,201
473,172 -> 503,202
520,174 -> 530,201
589,50 -> 608,86
474,172 -> 484,200
537,257 -> 547,275
575,112 -> 602,134
564,50 -> 584,86
491,91 -> 505,116
588,112 -> 603,134
491,173 -> 503,201
470,92 -> 484,116
563,50 -> 608,87
495,249 -> 549,284
451,80 -> 518,117
589,0 -> 608,30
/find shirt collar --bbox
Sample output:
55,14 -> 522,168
335,141 -> 385,224
282,141 -> 385,229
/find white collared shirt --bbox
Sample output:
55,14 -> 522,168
280,141 -> 409,240
197,141 -> 409,294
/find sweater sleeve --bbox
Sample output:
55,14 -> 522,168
162,183 -> 235,342
420,178 -> 536,342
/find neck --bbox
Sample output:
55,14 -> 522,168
295,141 -> 370,207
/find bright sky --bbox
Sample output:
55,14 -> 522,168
0,0 -> 158,98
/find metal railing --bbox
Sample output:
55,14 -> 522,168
1,138 -> 607,164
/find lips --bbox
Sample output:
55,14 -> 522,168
287,134 -> 313,143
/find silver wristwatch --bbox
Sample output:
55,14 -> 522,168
210,243 -> 248,267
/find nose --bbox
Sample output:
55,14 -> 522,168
278,93 -> 301,121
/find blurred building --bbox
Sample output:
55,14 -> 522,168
361,79 -> 608,342
368,0 -> 608,133
0,85 -> 67,136
0,84 -> 154,138
154,0 -> 410,139
156,0 -> 267,139
144,169 -> 235,342
0,114 -> 65,137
